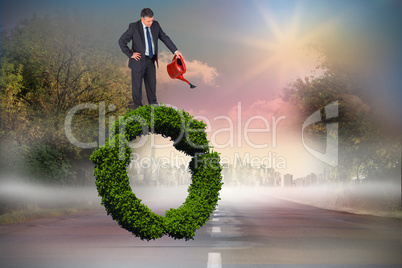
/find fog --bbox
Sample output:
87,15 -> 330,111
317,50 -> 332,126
0,135 -> 400,222
0,177 -> 99,210
3,181 -> 400,216
0,174 -> 400,222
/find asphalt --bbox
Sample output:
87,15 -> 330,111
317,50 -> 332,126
0,187 -> 401,268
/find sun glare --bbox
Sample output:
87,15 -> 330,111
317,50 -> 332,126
239,3 -> 336,84
266,34 -> 308,67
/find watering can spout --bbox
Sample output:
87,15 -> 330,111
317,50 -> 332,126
167,55 -> 196,89
177,75 -> 196,89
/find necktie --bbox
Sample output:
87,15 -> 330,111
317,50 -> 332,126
146,27 -> 153,59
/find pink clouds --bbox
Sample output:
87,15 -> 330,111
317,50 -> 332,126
227,98 -> 298,130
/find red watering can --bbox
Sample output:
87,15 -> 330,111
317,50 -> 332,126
167,55 -> 196,88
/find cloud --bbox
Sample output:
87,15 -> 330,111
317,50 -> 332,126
228,98 -> 288,120
227,98 -> 298,130
156,50 -> 219,87
181,98 -> 298,134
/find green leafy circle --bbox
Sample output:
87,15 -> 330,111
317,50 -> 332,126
90,105 -> 223,240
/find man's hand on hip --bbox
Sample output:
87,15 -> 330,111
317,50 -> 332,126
131,52 -> 141,61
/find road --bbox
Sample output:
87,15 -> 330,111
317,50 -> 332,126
0,187 -> 400,267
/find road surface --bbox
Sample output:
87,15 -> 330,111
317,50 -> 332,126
1,187 -> 400,267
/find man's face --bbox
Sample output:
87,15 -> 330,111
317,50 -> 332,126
141,16 -> 153,27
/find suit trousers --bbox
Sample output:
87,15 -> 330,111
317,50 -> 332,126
131,56 -> 157,109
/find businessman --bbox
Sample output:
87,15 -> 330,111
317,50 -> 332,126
119,8 -> 182,109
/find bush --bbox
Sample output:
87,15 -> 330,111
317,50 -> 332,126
24,142 -> 74,184
90,105 -> 223,240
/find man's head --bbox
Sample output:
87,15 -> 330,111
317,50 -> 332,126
141,8 -> 154,27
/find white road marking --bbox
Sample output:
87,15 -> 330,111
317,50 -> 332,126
212,227 -> 221,233
212,218 -> 219,222
213,213 -> 220,216
207,252 -> 222,268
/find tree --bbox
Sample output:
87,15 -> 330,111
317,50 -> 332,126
0,15 -> 131,183
282,49 -> 400,183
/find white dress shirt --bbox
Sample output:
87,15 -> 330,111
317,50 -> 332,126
141,21 -> 154,57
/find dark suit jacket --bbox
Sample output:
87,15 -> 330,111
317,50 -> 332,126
118,20 -> 178,69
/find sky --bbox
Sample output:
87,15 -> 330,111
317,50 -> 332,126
1,0 -> 401,178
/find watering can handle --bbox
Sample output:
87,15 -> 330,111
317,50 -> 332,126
173,54 -> 186,71
174,53 -> 184,61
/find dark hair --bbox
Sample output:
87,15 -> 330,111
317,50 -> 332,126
141,8 -> 154,18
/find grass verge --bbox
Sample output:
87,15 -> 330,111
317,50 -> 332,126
0,204 -> 100,225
